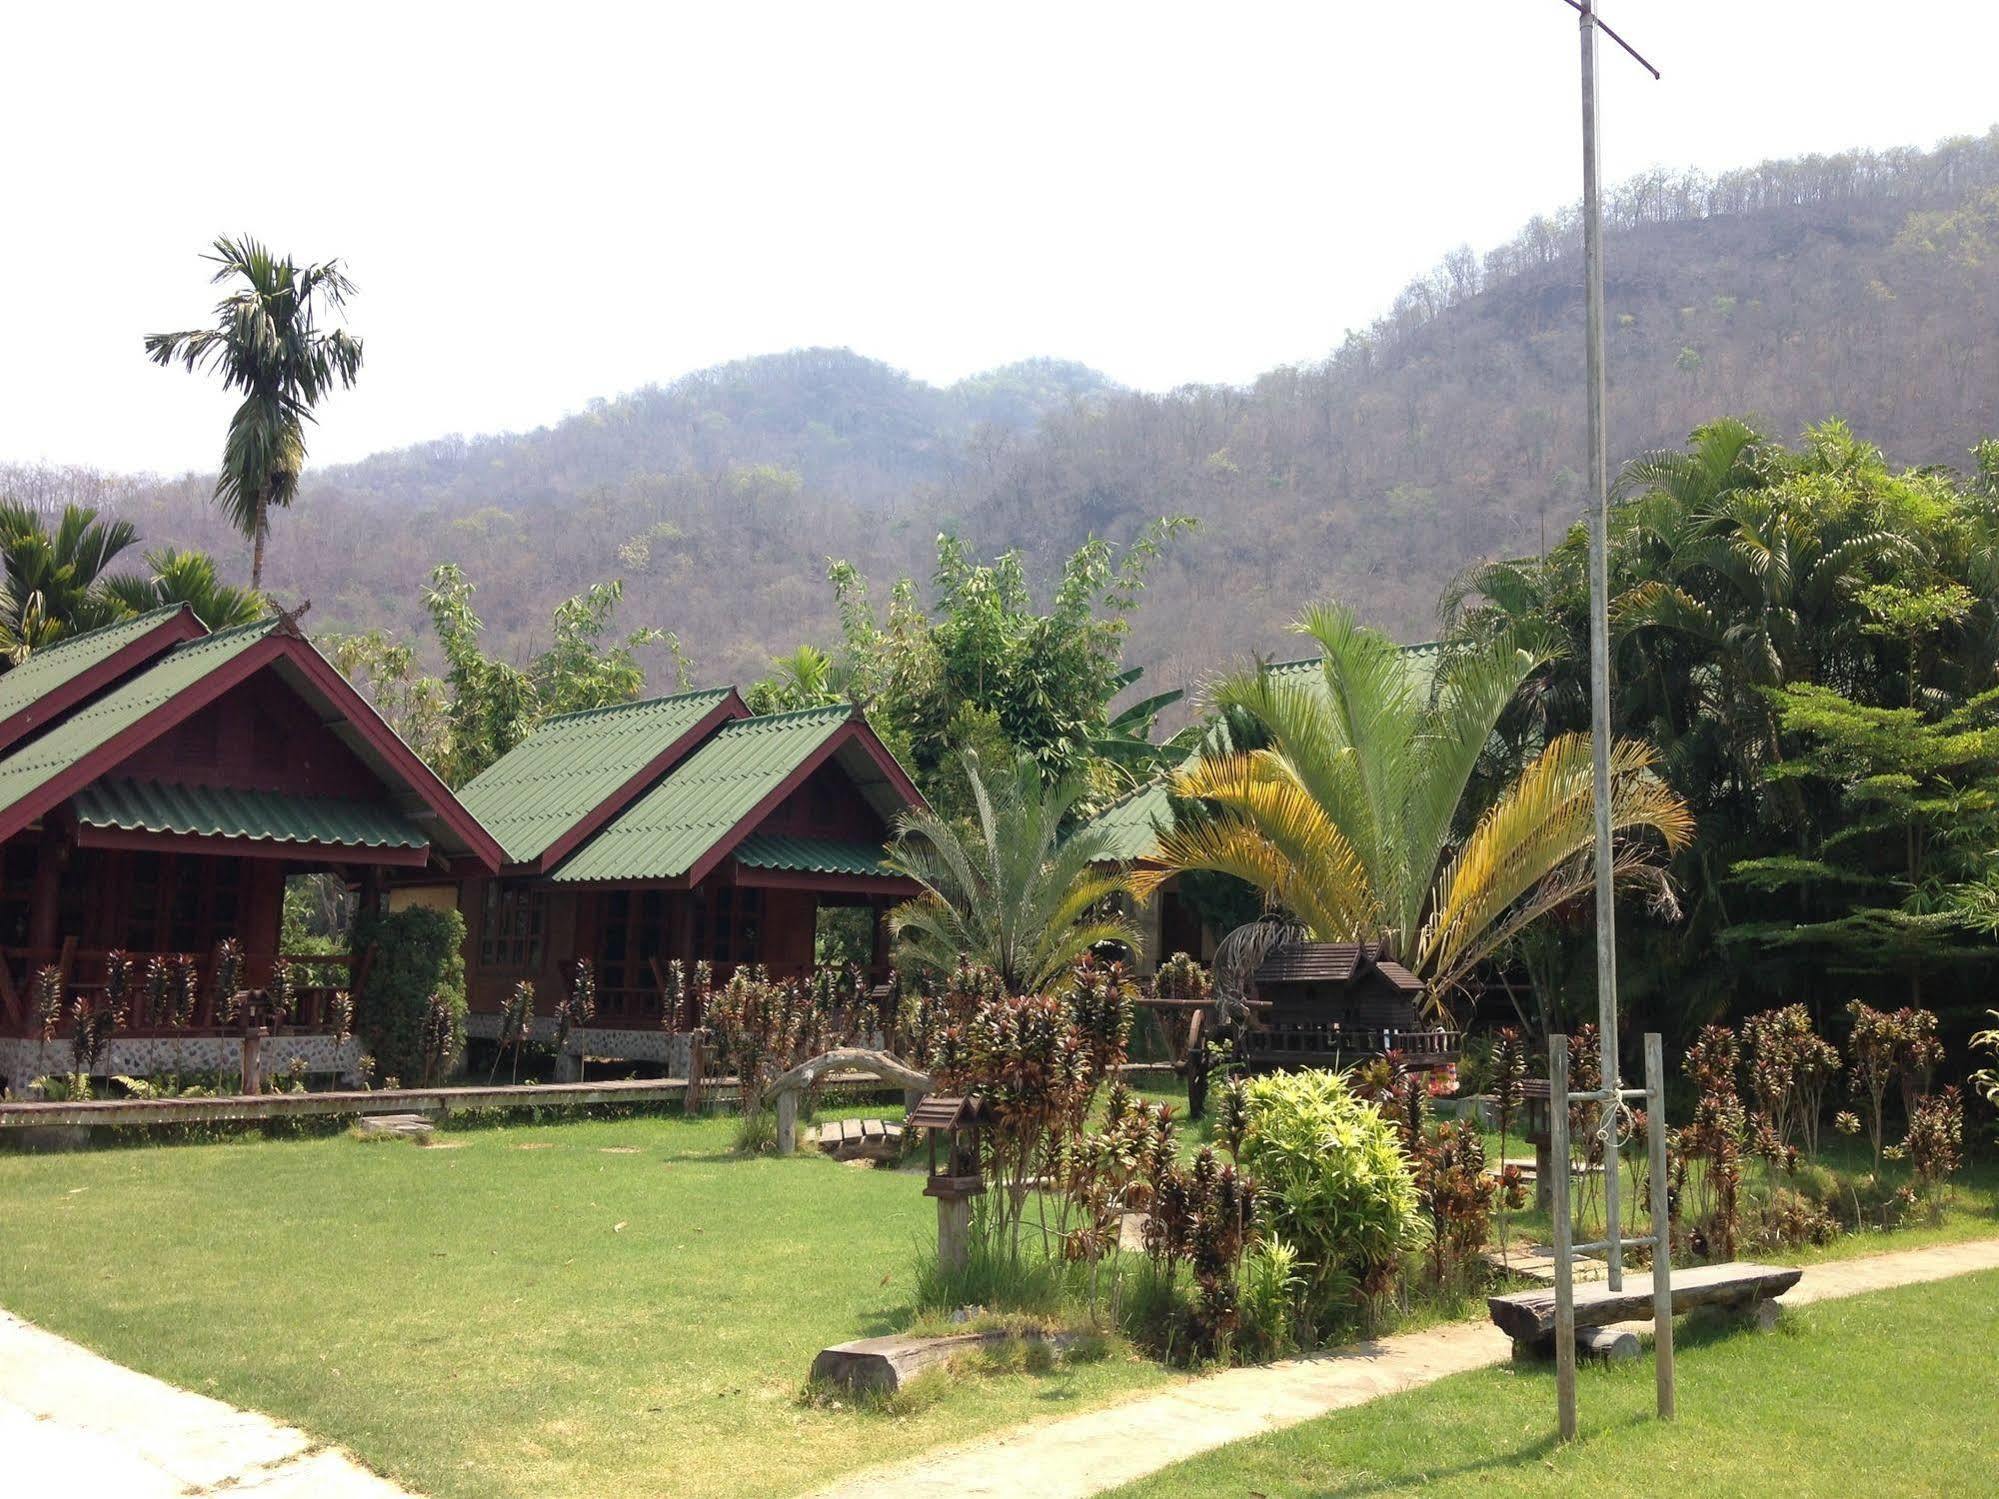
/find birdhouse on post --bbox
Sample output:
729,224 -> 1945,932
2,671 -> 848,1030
908,1093 -> 988,1273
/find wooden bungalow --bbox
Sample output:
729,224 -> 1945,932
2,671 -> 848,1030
0,605 -> 503,1095
426,692 -> 925,1075
1085,777 -> 1214,969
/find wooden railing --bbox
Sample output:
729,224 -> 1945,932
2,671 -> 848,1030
584,963 -> 894,1031
1240,1022 -> 1460,1068
1,944 -> 358,1035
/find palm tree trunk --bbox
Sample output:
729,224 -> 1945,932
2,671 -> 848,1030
249,507 -> 267,592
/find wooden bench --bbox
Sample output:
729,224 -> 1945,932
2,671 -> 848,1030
1490,1260 -> 1803,1359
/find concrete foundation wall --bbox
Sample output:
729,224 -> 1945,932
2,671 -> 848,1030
2,1034 -> 367,1097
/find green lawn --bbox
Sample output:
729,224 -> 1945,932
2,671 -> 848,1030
1113,1268 -> 1999,1498
0,1111 -> 1180,1499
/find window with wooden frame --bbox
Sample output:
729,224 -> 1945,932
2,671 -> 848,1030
693,883 -> 763,966
479,881 -> 546,969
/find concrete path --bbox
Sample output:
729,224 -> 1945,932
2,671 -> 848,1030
0,1309 -> 417,1498
809,1236 -> 1999,1499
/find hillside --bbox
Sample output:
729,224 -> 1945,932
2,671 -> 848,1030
14,129 -> 1999,696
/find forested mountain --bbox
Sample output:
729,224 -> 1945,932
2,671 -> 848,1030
12,130 -> 1999,696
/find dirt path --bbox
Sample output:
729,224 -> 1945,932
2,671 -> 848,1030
0,1307 -> 417,1498
808,1236 -> 1999,1499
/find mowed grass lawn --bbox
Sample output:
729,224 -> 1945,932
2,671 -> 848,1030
1113,1268 -> 1999,1499
0,1111 -> 1181,1499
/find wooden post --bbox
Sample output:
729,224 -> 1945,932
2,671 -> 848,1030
1645,1031 -> 1676,1420
936,1192 -> 972,1274
1549,1034 -> 1577,1442
684,1030 -> 705,1115
776,1087 -> 798,1156
242,1027 -> 267,1096
28,833 -> 63,953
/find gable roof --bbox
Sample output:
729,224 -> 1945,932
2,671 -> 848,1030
0,615 -> 281,838
1252,941 -> 1424,997
549,704 -> 920,885
457,686 -> 742,870
0,614 -> 503,869
0,605 -> 203,758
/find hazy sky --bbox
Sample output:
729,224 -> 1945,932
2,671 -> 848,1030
6,1 -> 1998,476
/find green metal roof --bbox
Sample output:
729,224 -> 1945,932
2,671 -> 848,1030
1087,779 -> 1175,863
733,833 -> 894,877
74,777 -> 429,852
551,704 -> 854,883
457,687 -> 735,865
0,606 -> 187,736
0,616 -> 279,829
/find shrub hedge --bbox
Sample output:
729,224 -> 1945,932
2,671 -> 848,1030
353,906 -> 466,1085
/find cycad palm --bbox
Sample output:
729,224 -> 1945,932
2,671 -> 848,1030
0,502 -> 141,662
1132,606 -> 1693,1006
885,752 -> 1140,994
145,235 -> 363,589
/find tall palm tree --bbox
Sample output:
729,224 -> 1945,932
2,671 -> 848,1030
885,751 -> 1141,994
146,236 -> 364,589
100,546 -> 265,629
0,501 -> 141,662
1132,606 -> 1693,1008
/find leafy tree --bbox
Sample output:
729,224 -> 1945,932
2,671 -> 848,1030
145,235 -> 364,589
1445,419 -> 1999,1029
1727,683 -> 1999,1002
1132,605 -> 1692,1009
826,521 -> 1193,810
330,565 -> 685,785
885,752 -> 1140,994
325,629 -> 453,770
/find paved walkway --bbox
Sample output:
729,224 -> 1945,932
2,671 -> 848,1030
809,1236 -> 1999,1499
0,1309 -> 416,1498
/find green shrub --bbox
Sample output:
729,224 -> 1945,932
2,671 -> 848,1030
1236,1236 -> 1306,1361
353,907 -> 467,1085
1238,1069 -> 1424,1310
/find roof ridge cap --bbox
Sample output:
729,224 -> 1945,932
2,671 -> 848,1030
539,685 -> 732,726
726,701 -> 856,728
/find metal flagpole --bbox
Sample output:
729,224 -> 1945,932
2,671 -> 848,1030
1541,2 -> 1666,1444
1577,0 -> 1624,1291
1570,0 -> 1656,1289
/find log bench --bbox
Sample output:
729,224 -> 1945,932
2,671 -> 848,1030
1489,1260 -> 1803,1360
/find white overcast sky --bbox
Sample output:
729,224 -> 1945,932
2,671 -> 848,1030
5,1 -> 1998,476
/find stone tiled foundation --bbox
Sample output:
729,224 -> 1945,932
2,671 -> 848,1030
465,1014 -> 688,1080
1,1034 -> 365,1097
